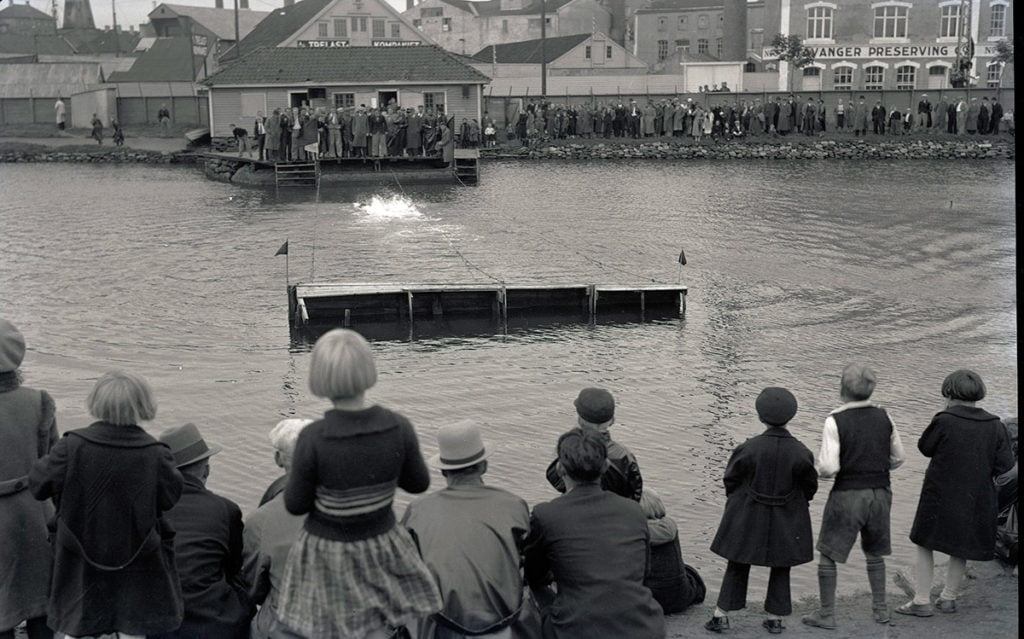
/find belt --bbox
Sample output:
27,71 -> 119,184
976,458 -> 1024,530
748,487 -> 795,507
0,475 -> 29,497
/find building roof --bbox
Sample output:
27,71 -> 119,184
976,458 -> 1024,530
203,44 -> 490,86
0,3 -> 55,20
472,33 -> 589,64
107,37 -> 203,81
60,27 -> 141,54
149,3 -> 270,41
232,0 -> 333,53
0,34 -> 77,55
437,0 -> 574,17
635,0 -> 723,13
0,61 -> 104,97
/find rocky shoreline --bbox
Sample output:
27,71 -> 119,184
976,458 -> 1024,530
0,146 -> 196,165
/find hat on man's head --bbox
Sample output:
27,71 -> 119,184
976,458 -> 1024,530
430,419 -> 492,470
159,422 -> 222,468
755,387 -> 798,427
575,387 -> 615,424
0,319 -> 26,373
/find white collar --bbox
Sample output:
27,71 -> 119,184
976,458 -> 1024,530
830,399 -> 878,415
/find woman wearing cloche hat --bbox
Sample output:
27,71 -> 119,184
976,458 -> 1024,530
0,319 -> 58,639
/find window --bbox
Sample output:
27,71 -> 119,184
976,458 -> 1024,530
678,16 -> 686,28
675,38 -> 689,55
939,4 -> 959,38
864,65 -> 884,89
412,18 -> 421,27
502,19 -> 508,33
716,37 -> 722,57
441,17 -> 451,31
895,64 -> 915,89
806,6 -> 833,39
697,14 -> 708,29
585,45 -> 592,59
372,18 -> 385,38
606,45 -> 612,58
744,61 -> 756,72
987,62 -> 1003,87
657,39 -> 668,60
528,17 -> 551,28
990,4 -> 1006,37
833,65 -> 853,89
317,21 -> 328,37
697,38 -> 708,54
334,18 -> 347,37
351,17 -> 367,32
873,5 -> 908,38
333,92 -> 355,108
803,66 -> 821,76
657,17 -> 667,31
391,23 -> 400,37
424,91 -> 445,111
421,7 -> 442,17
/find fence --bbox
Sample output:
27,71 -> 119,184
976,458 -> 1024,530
0,95 -> 208,127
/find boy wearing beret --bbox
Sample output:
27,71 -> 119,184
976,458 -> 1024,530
803,364 -> 905,628
706,387 -> 818,634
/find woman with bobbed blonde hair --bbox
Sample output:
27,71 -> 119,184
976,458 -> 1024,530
29,370 -> 185,639
897,369 -> 1015,618
277,329 -> 440,639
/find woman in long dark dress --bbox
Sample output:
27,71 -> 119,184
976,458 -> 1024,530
896,370 -> 1015,617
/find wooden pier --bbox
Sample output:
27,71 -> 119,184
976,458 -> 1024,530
289,282 -> 687,332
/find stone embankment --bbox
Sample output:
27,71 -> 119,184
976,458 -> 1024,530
482,138 -> 1015,161
0,147 -> 195,164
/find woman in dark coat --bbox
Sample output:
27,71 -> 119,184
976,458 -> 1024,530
706,387 -> 817,634
0,320 -> 57,639
897,370 -> 1015,617
29,370 -> 185,638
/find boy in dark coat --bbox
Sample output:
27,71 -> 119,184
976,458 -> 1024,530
802,364 -> 906,630
705,387 -> 818,635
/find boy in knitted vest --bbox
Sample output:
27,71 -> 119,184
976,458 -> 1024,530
803,364 -> 906,629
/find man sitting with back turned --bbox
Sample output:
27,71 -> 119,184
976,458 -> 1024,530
546,388 -> 642,501
402,420 -> 535,639
156,423 -> 252,639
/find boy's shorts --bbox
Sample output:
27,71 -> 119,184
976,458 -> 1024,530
816,487 -> 892,563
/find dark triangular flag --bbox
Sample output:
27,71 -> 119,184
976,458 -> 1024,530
275,240 -> 288,256
677,248 -> 687,265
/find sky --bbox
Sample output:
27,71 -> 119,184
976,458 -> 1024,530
16,0 -> 407,32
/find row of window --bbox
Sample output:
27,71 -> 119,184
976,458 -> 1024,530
316,17 -> 401,38
656,37 -> 722,61
800,61 -> 1005,89
655,13 -> 719,31
583,44 -> 614,59
331,92 -> 447,110
806,4 -> 1007,41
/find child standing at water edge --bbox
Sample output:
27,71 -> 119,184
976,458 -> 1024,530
705,387 -> 818,635
276,329 -> 441,638
802,364 -> 905,629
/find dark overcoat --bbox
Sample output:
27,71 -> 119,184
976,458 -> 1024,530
909,406 -> 1015,560
710,428 -> 817,567
29,422 -> 184,637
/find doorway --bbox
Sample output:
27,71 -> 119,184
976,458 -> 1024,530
289,91 -> 308,108
378,90 -> 399,110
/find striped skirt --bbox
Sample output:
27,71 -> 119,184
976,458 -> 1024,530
276,526 -> 442,638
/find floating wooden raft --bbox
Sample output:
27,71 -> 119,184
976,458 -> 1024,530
290,282 -> 687,327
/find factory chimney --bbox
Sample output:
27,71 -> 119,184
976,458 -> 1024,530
62,0 -> 96,29
406,0 -> 414,11
721,0 -> 747,61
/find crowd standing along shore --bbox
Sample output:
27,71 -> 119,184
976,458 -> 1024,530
1,320 -> 1017,639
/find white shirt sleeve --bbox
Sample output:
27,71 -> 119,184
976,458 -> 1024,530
817,416 -> 841,478
889,414 -> 906,470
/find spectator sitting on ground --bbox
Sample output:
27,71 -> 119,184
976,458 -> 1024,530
640,488 -> 706,615
242,418 -> 313,639
155,423 -> 252,639
257,418 -> 314,507
402,420 -> 539,639
545,387 -> 643,501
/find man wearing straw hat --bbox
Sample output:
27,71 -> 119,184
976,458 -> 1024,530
402,420 -> 535,639
157,423 -> 252,639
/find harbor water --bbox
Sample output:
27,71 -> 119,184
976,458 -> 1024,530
0,159 -> 1016,599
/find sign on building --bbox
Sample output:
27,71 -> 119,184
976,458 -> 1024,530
372,40 -> 421,47
297,40 -> 351,48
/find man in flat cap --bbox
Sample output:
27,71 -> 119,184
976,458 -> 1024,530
156,423 -> 252,639
402,420 -> 536,639
545,388 -> 643,502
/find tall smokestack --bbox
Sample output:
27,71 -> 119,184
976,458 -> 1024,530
406,0 -> 413,11
721,0 -> 746,61
62,0 -> 96,29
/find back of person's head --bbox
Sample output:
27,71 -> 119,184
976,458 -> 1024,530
308,329 -> 378,399
557,428 -> 607,482
941,369 -> 986,402
640,488 -> 666,520
87,370 -> 157,426
840,363 -> 876,401
269,418 -> 314,464
755,386 -> 797,427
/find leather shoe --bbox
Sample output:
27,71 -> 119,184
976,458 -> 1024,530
801,610 -> 837,629
873,607 -> 891,624
935,598 -> 957,613
895,601 -> 934,617
762,619 -> 784,634
704,616 -> 730,632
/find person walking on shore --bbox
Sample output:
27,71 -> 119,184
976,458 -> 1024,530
158,104 -> 171,137
53,97 -> 66,132
705,387 -> 818,635
0,320 -> 58,639
90,113 -> 103,144
896,370 -> 1014,618
802,364 -> 906,630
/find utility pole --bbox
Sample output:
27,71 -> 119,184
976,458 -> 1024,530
234,0 -> 241,58
539,0 -> 546,97
111,0 -> 120,57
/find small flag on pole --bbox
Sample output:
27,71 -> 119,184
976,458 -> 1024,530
275,240 -> 289,256
677,248 -> 687,265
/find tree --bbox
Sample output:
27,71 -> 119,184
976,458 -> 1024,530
992,39 -> 1013,87
768,34 -> 817,92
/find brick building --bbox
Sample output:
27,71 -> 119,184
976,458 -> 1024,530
632,0 -> 765,71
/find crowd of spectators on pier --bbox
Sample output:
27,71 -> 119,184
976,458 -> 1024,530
500,94 -> 1013,146
1,319 -> 1018,638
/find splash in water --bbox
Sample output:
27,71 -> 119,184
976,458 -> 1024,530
354,194 -> 422,219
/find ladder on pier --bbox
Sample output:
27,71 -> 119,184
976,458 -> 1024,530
275,159 -> 320,188
453,149 -> 479,184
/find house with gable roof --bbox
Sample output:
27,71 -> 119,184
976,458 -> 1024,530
470,31 -> 645,77
148,3 -> 269,59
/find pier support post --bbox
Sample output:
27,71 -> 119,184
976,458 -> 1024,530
588,285 -> 597,315
679,292 -> 686,317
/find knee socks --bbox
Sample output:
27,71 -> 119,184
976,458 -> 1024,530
940,557 -> 967,601
913,546 -> 935,605
818,562 -> 837,616
866,557 -> 887,611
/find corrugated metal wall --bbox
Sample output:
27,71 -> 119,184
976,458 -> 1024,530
0,95 -> 208,125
